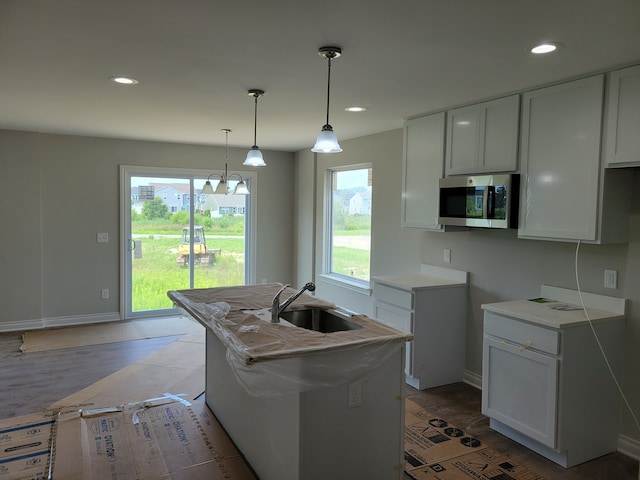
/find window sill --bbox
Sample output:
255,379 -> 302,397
318,274 -> 372,296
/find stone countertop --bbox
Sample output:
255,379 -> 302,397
481,285 -> 626,329
481,299 -> 624,328
167,283 -> 413,365
372,265 -> 468,291
372,273 -> 467,291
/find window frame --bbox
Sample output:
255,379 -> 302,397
321,163 -> 372,292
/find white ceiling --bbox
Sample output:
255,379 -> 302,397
2,0 -> 640,152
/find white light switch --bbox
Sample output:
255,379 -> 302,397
444,249 -> 451,263
97,232 -> 109,243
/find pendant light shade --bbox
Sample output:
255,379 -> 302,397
312,46 -> 343,153
233,179 -> 250,195
244,89 -> 267,166
202,129 -> 250,195
201,181 -> 215,195
244,147 -> 265,167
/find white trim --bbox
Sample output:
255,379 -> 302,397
618,434 -> 640,460
119,165 -> 258,318
0,319 -> 45,333
318,274 -> 372,296
463,369 -> 482,389
0,313 -> 122,332
323,164 -> 372,288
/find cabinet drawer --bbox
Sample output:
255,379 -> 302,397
484,312 -> 559,355
374,283 -> 413,309
374,303 -> 412,333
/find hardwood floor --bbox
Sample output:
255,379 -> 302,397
1,331 -> 637,479
0,331 -> 179,419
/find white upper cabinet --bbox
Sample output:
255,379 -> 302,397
402,112 -> 446,230
518,75 -> 631,243
605,65 -> 640,166
519,76 -> 603,241
445,95 -> 519,175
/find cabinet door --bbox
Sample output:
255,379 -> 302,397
606,65 -> 640,166
482,336 -> 558,448
373,302 -> 413,375
446,105 -> 480,175
518,75 -> 604,241
479,95 -> 520,173
402,113 -> 446,229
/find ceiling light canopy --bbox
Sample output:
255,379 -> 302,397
244,89 -> 267,167
202,129 -> 250,195
312,46 -> 343,154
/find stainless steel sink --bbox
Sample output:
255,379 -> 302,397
279,308 -> 362,333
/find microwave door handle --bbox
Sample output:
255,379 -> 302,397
486,186 -> 495,219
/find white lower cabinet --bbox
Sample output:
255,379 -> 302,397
373,266 -> 468,390
481,296 -> 625,468
482,314 -> 559,448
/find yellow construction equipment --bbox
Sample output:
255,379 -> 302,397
176,226 -> 221,267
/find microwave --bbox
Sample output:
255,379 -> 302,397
438,174 -> 519,229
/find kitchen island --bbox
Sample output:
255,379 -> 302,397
168,283 -> 413,480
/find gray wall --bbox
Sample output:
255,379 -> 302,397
2,125 -> 638,443
0,129 -> 295,327
297,128 -> 640,443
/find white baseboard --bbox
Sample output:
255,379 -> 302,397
0,312 -> 122,332
462,369 -> 482,389
618,433 -> 640,461
0,319 -> 44,332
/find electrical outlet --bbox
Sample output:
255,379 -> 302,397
444,249 -> 451,263
97,232 -> 109,243
348,383 -> 362,408
604,269 -> 617,289
101,289 -> 109,299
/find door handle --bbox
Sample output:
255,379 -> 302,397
519,341 -> 533,351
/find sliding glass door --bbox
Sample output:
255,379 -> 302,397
120,166 -> 255,319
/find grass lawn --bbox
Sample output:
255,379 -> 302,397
132,236 -> 244,311
131,221 -> 371,311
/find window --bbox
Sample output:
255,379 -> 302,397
326,165 -> 372,286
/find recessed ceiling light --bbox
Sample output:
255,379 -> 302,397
345,106 -> 366,112
109,76 -> 139,85
530,43 -> 561,55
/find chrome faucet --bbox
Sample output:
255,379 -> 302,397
271,282 -> 316,323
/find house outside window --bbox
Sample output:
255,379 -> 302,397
325,165 -> 372,286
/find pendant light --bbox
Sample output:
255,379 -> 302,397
312,46 -> 343,153
244,89 -> 267,166
202,129 -> 250,195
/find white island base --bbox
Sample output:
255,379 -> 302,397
205,330 -> 406,480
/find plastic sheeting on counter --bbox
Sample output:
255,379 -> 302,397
167,283 -> 413,396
